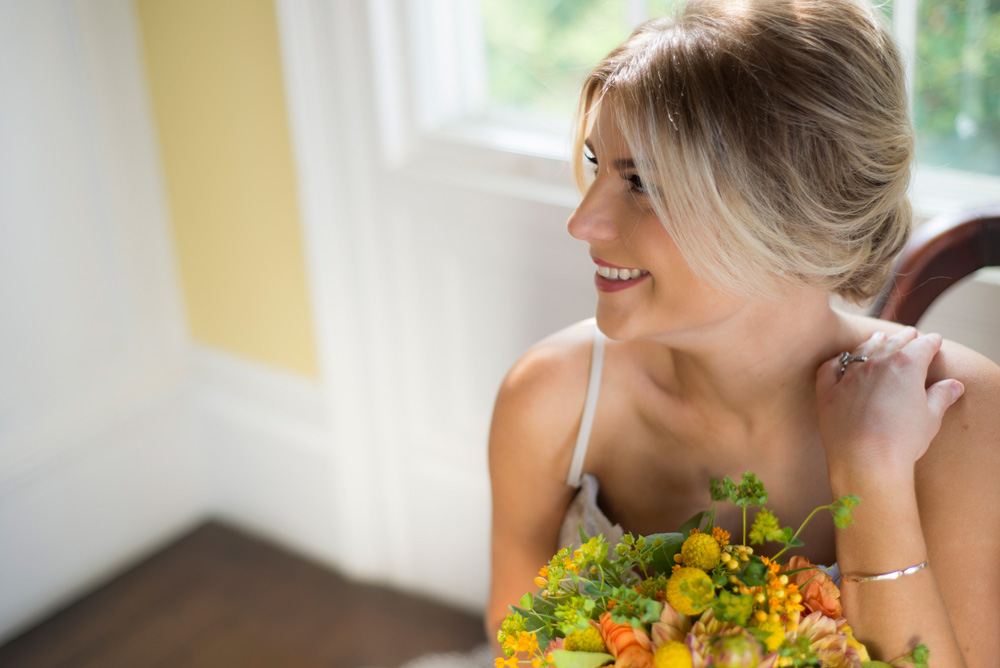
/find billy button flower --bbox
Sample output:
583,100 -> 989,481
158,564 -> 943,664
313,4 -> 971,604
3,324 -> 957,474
666,567 -> 715,616
678,530 -> 722,571
563,626 -> 607,653
653,641 -> 693,668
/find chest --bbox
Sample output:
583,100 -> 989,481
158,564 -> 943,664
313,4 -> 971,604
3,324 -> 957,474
586,414 -> 839,564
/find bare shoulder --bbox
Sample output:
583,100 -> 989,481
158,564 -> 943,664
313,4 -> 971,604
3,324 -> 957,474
486,320 -> 599,635
915,343 -> 1000,661
921,337 -> 1000,488
489,319 -> 597,473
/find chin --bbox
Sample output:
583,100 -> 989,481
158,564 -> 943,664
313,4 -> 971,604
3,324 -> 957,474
594,306 -> 660,342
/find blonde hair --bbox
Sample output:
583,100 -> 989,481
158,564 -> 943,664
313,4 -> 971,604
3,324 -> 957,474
572,0 -> 913,303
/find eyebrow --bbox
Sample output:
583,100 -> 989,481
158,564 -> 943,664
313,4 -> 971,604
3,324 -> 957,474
583,139 -> 637,170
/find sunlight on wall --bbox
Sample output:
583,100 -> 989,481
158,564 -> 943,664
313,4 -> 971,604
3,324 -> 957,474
136,0 -> 318,376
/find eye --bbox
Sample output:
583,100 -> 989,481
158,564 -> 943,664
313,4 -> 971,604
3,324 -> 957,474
583,143 -> 598,175
624,173 -> 647,195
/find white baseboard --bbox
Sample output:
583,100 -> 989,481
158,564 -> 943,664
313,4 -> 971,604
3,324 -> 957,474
191,345 -> 346,569
190,344 -> 491,613
0,385 -> 208,645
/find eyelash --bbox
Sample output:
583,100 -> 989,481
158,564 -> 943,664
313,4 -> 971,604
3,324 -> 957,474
624,173 -> 646,195
585,150 -> 648,196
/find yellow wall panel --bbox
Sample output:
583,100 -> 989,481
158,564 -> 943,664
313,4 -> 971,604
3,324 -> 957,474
136,0 -> 318,376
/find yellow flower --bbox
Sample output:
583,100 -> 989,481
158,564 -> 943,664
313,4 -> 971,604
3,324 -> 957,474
653,641 -> 693,668
667,567 -> 716,616
681,532 -> 722,570
751,617 -> 784,652
839,620 -> 871,662
564,626 -> 607,653
515,631 -> 540,654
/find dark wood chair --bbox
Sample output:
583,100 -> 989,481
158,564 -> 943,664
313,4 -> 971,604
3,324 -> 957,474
871,206 -> 1000,325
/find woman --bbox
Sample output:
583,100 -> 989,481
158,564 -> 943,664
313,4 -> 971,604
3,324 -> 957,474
486,0 -> 1000,665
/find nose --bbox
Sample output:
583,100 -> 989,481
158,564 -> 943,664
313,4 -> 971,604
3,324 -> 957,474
566,182 -> 619,243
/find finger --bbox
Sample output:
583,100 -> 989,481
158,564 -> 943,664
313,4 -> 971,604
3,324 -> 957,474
851,330 -> 888,358
903,331 -> 944,365
879,326 -> 920,357
926,378 -> 964,420
885,332 -> 943,379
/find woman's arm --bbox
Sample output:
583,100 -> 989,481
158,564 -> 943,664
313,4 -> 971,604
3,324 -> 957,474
816,328 -> 1000,666
485,329 -> 594,652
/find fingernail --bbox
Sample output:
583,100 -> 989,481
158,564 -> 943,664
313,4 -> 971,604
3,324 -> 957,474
952,381 -> 965,401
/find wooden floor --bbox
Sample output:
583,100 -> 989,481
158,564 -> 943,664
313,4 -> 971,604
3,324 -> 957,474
0,522 -> 488,668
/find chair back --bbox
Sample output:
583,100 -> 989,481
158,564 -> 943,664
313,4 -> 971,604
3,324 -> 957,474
872,206 -> 1000,325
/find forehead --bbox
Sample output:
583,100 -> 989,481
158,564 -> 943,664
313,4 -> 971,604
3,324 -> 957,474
586,103 -> 632,159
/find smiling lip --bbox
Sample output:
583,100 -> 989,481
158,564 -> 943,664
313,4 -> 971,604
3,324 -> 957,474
591,256 -> 650,293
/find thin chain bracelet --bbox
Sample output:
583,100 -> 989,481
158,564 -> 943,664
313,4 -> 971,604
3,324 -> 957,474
840,559 -> 929,583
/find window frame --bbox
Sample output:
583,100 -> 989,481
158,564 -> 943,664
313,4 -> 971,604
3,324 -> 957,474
387,0 -> 1000,217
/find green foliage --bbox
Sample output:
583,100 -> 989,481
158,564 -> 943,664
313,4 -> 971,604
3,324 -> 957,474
481,0 -> 628,122
831,495 -> 861,529
710,473 -> 769,508
776,634 -> 822,666
712,590 -> 755,626
862,643 -> 931,668
748,508 -> 788,545
914,0 -> 1000,174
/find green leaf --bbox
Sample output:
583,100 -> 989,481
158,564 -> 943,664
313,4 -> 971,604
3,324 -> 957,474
739,559 -> 768,587
645,532 -> 685,573
860,662 -> 893,668
511,605 -> 551,638
550,650 -> 615,668
520,592 -> 534,610
578,522 -> 591,546
678,510 -> 706,537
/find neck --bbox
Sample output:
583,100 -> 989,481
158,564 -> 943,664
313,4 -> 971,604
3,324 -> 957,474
651,291 -> 855,430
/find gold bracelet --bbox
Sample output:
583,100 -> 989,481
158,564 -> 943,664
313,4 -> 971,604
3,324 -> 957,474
840,559 -> 929,583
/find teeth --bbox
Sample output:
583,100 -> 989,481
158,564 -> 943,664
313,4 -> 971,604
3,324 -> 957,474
596,265 -> 647,281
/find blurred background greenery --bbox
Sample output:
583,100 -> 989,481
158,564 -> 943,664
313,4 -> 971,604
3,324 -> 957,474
482,0 -> 1000,176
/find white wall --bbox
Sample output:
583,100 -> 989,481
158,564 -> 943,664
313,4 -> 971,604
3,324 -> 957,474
0,0 -> 208,644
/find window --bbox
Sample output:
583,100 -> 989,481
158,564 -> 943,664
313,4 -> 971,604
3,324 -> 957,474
908,0 -> 1000,176
405,0 -> 999,213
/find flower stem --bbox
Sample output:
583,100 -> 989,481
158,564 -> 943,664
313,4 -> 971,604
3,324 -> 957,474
772,504 -> 829,560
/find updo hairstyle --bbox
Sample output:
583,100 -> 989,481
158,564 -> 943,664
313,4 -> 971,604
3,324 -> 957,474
573,0 -> 913,304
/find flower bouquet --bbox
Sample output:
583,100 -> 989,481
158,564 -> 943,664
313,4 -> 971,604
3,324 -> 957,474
496,473 -> 928,668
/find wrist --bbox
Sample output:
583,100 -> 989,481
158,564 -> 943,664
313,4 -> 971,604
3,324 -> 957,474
826,455 -> 915,499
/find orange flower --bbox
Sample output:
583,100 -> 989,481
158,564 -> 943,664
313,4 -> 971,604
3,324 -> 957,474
614,644 -> 655,668
782,556 -> 842,619
599,612 -> 652,658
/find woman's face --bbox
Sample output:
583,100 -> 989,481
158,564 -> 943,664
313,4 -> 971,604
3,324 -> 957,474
567,104 -> 747,343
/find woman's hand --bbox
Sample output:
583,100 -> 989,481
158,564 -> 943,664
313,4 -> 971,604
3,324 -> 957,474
815,328 -> 964,483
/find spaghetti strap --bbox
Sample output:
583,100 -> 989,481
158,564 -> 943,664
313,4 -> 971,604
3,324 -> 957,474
566,321 -> 605,487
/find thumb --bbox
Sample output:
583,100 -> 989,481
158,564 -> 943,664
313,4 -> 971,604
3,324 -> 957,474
926,379 -> 964,419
